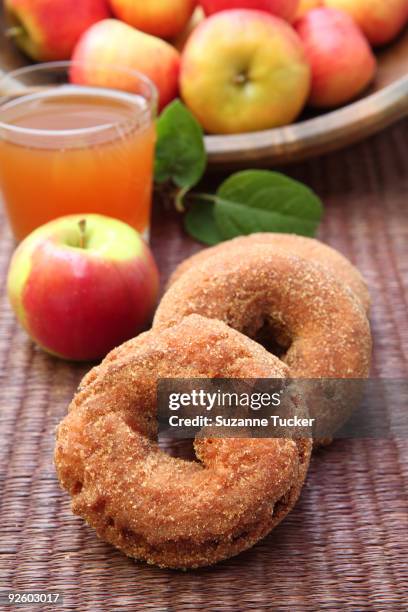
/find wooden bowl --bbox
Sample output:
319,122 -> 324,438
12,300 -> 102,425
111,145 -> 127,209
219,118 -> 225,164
0,5 -> 406,170
205,28 -> 408,168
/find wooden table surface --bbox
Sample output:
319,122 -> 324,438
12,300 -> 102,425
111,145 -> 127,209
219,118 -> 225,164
0,117 -> 407,611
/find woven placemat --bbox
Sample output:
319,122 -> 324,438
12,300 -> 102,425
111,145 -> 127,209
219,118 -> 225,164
0,121 -> 407,612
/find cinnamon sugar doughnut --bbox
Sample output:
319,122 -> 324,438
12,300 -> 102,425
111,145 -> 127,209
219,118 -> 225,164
55,315 -> 311,569
154,246 -> 371,378
168,234 -> 370,313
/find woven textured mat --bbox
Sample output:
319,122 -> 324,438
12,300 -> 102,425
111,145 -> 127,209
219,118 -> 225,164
0,121 -> 407,612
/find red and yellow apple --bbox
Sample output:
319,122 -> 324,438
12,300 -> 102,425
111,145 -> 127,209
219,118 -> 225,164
295,0 -> 323,19
7,214 -> 159,362
180,9 -> 310,134
109,0 -> 197,39
4,0 -> 110,61
71,19 -> 180,110
199,0 -> 300,22
325,0 -> 408,46
295,8 -> 376,107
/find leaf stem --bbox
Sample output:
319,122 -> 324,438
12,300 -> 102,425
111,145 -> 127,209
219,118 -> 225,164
188,192 -> 218,204
174,186 -> 190,213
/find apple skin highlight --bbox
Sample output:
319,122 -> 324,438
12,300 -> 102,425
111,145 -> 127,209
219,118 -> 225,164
7,215 -> 159,361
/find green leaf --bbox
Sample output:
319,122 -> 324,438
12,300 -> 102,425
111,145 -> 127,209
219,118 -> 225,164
184,196 -> 224,246
154,99 -> 207,189
213,170 -> 323,239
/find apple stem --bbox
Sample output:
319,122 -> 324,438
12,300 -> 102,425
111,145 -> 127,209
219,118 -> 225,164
5,26 -> 24,39
78,219 -> 87,249
234,72 -> 248,85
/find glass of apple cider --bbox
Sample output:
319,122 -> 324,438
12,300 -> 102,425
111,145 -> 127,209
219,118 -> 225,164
0,61 -> 157,241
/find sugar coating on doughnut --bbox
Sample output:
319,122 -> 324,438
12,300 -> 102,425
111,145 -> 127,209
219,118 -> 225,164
55,315 -> 312,569
155,246 -> 372,379
168,233 -> 370,313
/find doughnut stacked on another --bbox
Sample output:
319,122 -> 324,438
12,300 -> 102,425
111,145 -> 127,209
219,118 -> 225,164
55,233 -> 371,569
167,233 -> 370,313
155,240 -> 372,379
155,236 -> 372,445
55,315 -> 312,569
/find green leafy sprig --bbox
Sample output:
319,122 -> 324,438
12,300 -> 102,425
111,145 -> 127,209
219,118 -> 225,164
154,100 -> 323,245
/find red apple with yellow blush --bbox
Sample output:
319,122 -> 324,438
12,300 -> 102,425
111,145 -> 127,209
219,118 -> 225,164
295,8 -> 376,108
180,9 -> 311,134
109,0 -> 197,39
7,214 -> 159,361
5,0 -> 110,61
71,19 -> 180,110
325,0 -> 408,46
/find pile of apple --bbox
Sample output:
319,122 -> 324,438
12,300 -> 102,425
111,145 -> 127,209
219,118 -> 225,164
5,0 -> 408,133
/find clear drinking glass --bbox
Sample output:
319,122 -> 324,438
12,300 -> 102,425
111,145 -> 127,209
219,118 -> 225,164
0,61 -> 158,241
